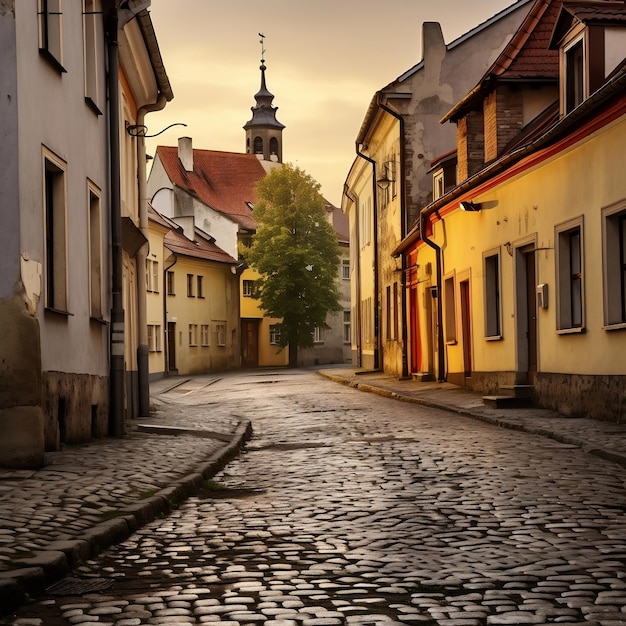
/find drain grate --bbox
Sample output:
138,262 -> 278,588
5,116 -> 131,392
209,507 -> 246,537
46,576 -> 114,596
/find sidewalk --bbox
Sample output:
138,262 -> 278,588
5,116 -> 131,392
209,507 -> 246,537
2,369 -> 626,615
318,367 -> 626,469
0,376 -> 252,615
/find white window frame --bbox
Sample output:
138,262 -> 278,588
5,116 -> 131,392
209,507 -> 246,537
556,217 -> 585,333
87,181 -> 103,319
313,326 -> 323,344
38,0 -> 64,71
269,324 -> 281,345
243,279 -> 254,297
148,324 -> 161,352
189,323 -> 198,347
215,322 -> 226,347
166,270 -> 175,295
602,200 -> 626,330
200,324 -> 209,347
43,147 -> 69,313
483,249 -> 502,340
341,259 -> 350,280
444,274 -> 457,344
343,310 -> 351,344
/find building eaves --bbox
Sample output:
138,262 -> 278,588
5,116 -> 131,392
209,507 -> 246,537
136,9 -> 174,101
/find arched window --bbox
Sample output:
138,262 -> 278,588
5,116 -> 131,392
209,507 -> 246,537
270,137 -> 279,156
246,138 -> 251,153
253,136 -> 263,154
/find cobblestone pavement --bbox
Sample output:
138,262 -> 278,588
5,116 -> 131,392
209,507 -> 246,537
3,369 -> 626,626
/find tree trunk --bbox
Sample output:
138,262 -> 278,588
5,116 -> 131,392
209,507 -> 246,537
288,341 -> 298,368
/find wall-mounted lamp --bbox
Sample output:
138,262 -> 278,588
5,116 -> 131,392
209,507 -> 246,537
459,200 -> 481,212
376,160 -> 396,190
126,122 -> 187,137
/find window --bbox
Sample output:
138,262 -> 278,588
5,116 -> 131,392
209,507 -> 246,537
188,324 -> 198,346
83,0 -> 102,112
215,323 -> 226,347
433,171 -> 445,201
565,38 -> 584,113
359,197 -> 372,249
253,136 -> 263,154
483,251 -> 501,338
385,283 -> 398,341
147,325 -> 161,352
243,279 -> 254,297
393,281 -> 399,341
556,219 -> 584,331
269,324 -> 281,345
602,203 -> 626,328
270,137 -> 279,156
44,150 -> 68,312
444,275 -> 457,343
38,0 -> 64,70
385,285 -> 392,340
341,259 -> 350,280
197,275 -> 204,298
343,310 -> 351,344
187,273 -> 194,297
166,271 -> 175,295
146,259 -> 159,293
313,326 -> 323,343
87,182 -> 102,318
201,324 -> 209,346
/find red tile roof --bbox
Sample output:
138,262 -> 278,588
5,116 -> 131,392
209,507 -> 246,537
148,205 -> 237,265
156,146 -> 267,231
442,0 -> 563,122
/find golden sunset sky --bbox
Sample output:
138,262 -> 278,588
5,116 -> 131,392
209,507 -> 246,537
145,0 -> 528,205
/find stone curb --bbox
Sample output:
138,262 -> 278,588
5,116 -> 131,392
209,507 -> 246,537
318,371 -> 626,470
0,418 -> 252,615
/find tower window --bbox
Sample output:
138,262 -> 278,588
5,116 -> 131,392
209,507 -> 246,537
253,136 -> 263,154
270,137 -> 278,156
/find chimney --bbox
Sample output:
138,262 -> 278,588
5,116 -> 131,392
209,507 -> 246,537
178,136 -> 193,172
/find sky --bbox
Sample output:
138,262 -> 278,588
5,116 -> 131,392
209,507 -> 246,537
145,0 -> 527,206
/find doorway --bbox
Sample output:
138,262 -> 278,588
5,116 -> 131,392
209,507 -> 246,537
241,319 -> 259,368
515,243 -> 538,384
460,279 -> 472,379
167,322 -> 177,373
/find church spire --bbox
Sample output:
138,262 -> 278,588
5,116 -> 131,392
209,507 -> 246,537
244,33 -> 285,163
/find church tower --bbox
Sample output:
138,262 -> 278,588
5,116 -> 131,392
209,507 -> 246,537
244,35 -> 285,163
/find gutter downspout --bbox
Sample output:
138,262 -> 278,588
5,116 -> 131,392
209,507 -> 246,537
420,209 -> 446,382
355,144 -> 380,371
377,97 -> 409,378
136,95 -> 167,417
106,8 -> 124,437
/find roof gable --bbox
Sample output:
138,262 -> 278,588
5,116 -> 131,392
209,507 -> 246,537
156,146 -> 268,230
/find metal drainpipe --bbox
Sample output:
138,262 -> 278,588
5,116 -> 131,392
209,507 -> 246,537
420,209 -> 446,382
106,8 -> 124,437
377,98 -> 409,378
355,144 -> 380,371
135,96 -> 167,417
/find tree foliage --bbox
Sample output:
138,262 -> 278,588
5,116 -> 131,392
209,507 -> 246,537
241,164 -> 341,366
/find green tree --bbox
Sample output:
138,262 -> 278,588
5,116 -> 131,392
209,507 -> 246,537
242,164 -> 341,367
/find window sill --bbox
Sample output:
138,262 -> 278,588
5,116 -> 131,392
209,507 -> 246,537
603,322 -> 626,332
84,96 -> 103,116
39,48 -> 66,73
445,340 -> 457,346
90,316 -> 108,325
557,326 -> 585,335
484,335 -> 503,341
45,307 -> 72,317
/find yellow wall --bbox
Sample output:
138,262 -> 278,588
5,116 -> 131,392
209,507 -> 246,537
422,114 -> 626,380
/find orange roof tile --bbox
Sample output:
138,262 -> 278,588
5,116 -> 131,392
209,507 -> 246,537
156,146 -> 267,231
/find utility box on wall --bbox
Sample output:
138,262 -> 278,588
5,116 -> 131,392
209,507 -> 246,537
537,283 -> 548,309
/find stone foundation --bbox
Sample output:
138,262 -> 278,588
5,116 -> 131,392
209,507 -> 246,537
42,372 -> 109,450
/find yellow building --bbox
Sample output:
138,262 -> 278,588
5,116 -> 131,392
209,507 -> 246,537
399,0 -> 626,421
342,3 -> 532,378
147,208 -> 240,377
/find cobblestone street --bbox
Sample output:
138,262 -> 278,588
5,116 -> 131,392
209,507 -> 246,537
3,370 -> 626,625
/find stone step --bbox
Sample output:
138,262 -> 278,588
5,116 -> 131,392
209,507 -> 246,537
482,394 -> 533,409
499,384 -> 534,398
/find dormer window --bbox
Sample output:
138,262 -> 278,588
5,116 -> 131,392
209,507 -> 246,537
564,36 -> 585,113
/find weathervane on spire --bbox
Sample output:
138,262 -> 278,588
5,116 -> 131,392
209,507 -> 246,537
259,32 -> 266,64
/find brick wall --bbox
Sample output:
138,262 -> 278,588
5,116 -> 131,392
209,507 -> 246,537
485,86 -> 524,162
457,110 -> 485,182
